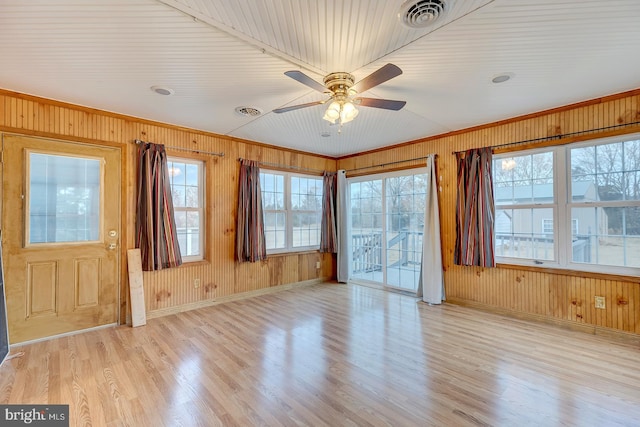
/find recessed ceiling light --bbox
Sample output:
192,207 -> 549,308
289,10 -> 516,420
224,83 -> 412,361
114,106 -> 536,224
150,85 -> 174,95
235,106 -> 262,117
492,73 -> 514,84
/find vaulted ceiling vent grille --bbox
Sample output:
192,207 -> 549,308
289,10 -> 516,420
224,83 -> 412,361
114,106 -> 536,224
398,0 -> 447,29
235,106 -> 262,117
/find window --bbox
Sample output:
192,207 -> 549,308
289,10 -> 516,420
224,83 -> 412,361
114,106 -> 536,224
494,134 -> 640,274
542,219 -> 578,235
494,150 -> 556,262
168,157 -> 204,262
260,171 -> 323,252
27,152 -> 101,244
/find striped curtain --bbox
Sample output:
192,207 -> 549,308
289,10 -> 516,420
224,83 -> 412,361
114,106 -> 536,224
454,147 -> 496,267
135,142 -> 183,271
320,171 -> 338,253
236,159 -> 267,262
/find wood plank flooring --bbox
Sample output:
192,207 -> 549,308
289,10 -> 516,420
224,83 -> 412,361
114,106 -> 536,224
1,282 -> 640,426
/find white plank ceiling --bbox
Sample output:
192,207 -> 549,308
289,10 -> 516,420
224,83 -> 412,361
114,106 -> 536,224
1,0 -> 639,157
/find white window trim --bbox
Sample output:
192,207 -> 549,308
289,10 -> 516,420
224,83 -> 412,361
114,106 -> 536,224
494,133 -> 640,276
261,169 -> 323,254
168,157 -> 205,263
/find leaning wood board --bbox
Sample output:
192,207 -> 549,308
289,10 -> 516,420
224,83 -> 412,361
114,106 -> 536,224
127,249 -> 146,327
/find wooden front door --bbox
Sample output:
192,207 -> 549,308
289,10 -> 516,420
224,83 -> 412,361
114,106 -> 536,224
2,135 -> 121,343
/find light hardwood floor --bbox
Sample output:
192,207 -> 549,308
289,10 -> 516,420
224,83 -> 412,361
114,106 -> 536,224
1,282 -> 640,426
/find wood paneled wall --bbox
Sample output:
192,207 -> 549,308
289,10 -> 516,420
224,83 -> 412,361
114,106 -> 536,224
3,87 -> 639,336
0,90 -> 336,325
338,89 -> 640,335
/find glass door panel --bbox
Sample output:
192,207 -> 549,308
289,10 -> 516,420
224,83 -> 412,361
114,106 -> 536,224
349,170 -> 427,292
27,153 -> 101,244
350,180 -> 383,283
385,174 -> 426,292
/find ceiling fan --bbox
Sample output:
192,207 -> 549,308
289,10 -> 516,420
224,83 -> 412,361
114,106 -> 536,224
273,63 -> 406,126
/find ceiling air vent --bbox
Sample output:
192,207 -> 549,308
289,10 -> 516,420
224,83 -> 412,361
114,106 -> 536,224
235,106 -> 262,117
398,0 -> 447,29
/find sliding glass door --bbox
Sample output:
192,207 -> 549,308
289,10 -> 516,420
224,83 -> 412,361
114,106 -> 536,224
349,169 -> 427,292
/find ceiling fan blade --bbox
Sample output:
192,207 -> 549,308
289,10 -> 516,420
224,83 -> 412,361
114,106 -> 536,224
284,70 -> 327,93
273,100 -> 326,114
355,97 -> 406,111
353,63 -> 403,94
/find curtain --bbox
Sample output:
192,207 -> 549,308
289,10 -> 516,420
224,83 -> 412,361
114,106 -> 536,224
454,147 -> 496,267
336,170 -> 349,283
320,171 -> 338,253
236,159 -> 267,262
135,142 -> 183,271
417,155 -> 444,304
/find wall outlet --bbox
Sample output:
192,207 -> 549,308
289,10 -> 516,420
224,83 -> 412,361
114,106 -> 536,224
194,278 -> 201,289
316,261 -> 321,269
594,296 -> 605,309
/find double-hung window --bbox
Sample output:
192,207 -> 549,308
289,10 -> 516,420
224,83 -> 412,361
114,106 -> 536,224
260,170 -> 323,253
494,134 -> 640,274
494,149 -> 556,262
168,157 -> 205,262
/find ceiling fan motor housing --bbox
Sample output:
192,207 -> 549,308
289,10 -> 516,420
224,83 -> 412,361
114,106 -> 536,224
323,72 -> 357,98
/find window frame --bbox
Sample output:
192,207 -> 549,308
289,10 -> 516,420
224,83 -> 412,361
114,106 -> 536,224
167,156 -> 205,263
494,133 -> 640,276
347,167 -> 428,291
260,169 -> 323,254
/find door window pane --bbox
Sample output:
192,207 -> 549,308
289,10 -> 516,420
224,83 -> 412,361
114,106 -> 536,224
28,153 -> 101,244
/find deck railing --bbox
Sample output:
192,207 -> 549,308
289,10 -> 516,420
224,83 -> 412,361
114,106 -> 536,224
495,233 -> 592,262
352,230 -> 424,274
352,231 -> 382,273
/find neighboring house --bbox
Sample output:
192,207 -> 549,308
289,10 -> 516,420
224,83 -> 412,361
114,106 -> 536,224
494,181 -> 606,237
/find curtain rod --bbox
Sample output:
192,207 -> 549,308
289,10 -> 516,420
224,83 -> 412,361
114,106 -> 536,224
345,154 -> 435,173
134,139 -> 225,157
451,120 -> 640,155
238,158 -> 326,174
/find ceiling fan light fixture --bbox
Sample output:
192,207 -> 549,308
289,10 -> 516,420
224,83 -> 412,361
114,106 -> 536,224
322,100 -> 359,125
322,101 -> 341,123
340,101 -> 359,124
